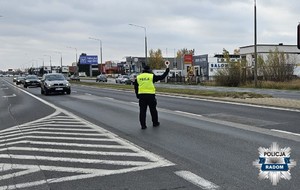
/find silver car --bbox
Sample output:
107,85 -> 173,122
40,73 -> 71,95
96,74 -> 107,82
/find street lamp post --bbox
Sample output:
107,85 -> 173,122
67,46 -> 78,75
254,0 -> 258,87
38,58 -> 44,75
54,51 -> 63,72
129,23 -> 148,65
44,55 -> 52,73
89,37 -> 103,73
67,46 -> 78,64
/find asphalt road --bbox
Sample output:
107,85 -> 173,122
1,77 -> 300,190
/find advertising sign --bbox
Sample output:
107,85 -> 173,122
184,54 -> 193,64
79,55 -> 98,65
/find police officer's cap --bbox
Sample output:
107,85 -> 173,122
143,65 -> 151,72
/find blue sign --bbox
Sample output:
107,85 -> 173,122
79,55 -> 98,65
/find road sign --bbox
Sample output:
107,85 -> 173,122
165,61 -> 170,67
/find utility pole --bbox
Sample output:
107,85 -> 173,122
54,51 -> 63,72
89,37 -> 103,73
254,0 -> 258,87
129,24 -> 148,65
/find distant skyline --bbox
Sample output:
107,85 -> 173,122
1,0 -> 299,70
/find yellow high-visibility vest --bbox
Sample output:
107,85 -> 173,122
137,73 -> 155,94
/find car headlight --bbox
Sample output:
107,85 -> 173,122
25,80 -> 30,83
66,83 -> 70,87
45,82 -> 52,87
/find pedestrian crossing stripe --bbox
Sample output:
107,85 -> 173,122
0,109 -> 174,190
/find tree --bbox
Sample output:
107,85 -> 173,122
214,49 -> 242,87
176,48 -> 195,59
148,49 -> 164,69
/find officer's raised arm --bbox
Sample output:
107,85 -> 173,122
153,63 -> 170,82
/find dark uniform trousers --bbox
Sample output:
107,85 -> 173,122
138,94 -> 158,127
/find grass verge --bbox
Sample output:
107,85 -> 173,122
72,81 -> 272,99
203,79 -> 300,90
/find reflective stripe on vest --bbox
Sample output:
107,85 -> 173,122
137,73 -> 155,94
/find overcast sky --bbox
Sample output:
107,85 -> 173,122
0,0 -> 299,71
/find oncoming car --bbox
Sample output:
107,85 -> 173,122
23,75 -> 41,88
40,73 -> 71,95
15,76 -> 26,85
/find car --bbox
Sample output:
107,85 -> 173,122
40,73 -> 71,95
70,74 -> 80,81
96,74 -> 107,82
126,73 -> 138,85
115,75 -> 129,83
15,76 -> 26,85
121,75 -> 130,84
23,75 -> 41,88
13,76 -> 18,82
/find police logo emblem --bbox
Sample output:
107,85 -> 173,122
253,142 -> 296,185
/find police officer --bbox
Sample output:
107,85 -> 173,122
134,64 -> 169,129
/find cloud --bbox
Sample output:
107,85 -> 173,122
0,0 -> 299,70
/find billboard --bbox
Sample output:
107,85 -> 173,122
184,54 -> 193,64
79,55 -> 98,65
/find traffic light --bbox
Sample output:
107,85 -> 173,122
297,24 -> 300,49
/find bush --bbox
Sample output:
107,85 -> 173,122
215,49 -> 242,87
259,48 -> 295,82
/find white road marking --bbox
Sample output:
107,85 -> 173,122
0,130 -> 108,138
0,127 -> 99,136
105,97 -> 114,100
0,147 -> 142,157
0,87 -> 9,90
175,170 -> 219,190
175,110 -> 203,117
271,129 -> 300,136
2,93 -> 16,98
0,154 -> 151,166
0,140 -> 126,149
0,81 -> 175,189
0,135 -> 117,142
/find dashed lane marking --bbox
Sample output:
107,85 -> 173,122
175,170 -> 220,190
2,93 -> 16,98
271,129 -> 300,137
